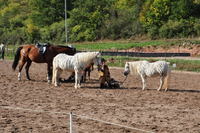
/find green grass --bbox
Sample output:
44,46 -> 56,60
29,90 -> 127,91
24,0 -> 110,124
73,40 -> 173,51
73,39 -> 200,51
103,56 -> 200,72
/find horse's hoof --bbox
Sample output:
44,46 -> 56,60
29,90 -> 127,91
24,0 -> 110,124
47,80 -> 51,84
55,83 -> 59,87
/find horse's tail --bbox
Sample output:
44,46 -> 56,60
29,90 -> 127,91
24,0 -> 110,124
12,46 -> 23,70
163,68 -> 171,91
52,58 -> 57,84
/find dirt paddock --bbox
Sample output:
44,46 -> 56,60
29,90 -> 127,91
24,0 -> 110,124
0,60 -> 200,133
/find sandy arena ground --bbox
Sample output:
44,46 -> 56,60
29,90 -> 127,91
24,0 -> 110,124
0,60 -> 200,133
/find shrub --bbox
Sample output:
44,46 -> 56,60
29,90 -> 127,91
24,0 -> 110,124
147,26 -> 159,39
159,19 -> 195,38
193,19 -> 200,36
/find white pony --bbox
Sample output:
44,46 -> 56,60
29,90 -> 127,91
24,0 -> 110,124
124,60 -> 170,91
0,43 -> 5,60
52,51 -> 101,88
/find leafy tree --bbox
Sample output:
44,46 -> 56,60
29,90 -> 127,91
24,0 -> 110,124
0,0 -> 200,43
170,0 -> 193,20
28,0 -> 65,26
102,0 -> 144,39
68,0 -> 111,41
140,0 -> 171,28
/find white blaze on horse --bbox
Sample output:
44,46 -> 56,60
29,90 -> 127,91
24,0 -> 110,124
52,51 -> 102,88
124,60 -> 171,91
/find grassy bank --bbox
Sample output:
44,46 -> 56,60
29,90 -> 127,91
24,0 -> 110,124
74,40 -> 172,51
73,39 -> 200,51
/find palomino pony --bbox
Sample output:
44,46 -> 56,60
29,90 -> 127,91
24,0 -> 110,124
124,60 -> 170,91
0,43 -> 5,60
52,52 -> 102,88
12,44 -> 76,82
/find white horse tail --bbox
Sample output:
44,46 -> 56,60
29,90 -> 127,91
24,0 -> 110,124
52,65 -> 55,85
163,68 -> 171,91
52,58 -> 57,85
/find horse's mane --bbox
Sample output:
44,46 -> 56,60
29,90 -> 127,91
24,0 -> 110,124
75,52 -> 99,63
56,45 -> 68,48
55,45 -> 76,51
129,62 -> 138,75
129,61 -> 149,75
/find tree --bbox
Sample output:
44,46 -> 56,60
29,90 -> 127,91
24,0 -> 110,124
68,0 -> 111,41
28,0 -> 65,26
170,0 -> 193,20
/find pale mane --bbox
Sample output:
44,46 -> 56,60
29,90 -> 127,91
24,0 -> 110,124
75,52 -> 99,64
129,61 -> 149,75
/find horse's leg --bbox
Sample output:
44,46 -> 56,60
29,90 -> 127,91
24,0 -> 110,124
77,71 -> 83,88
57,69 -> 62,83
18,60 -> 26,81
157,76 -> 164,91
140,75 -> 146,90
25,59 -> 32,80
83,70 -> 86,82
88,69 -> 91,80
0,50 -> 1,59
2,49 -> 4,60
54,69 -> 59,86
74,70 -> 78,89
74,69 -> 82,89
52,66 -> 55,85
47,64 -> 52,83
164,73 -> 170,91
0,50 -> 3,60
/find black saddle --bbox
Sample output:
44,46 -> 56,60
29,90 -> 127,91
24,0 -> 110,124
35,42 -> 50,54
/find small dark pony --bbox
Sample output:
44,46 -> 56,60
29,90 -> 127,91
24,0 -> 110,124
12,44 -> 76,82
82,62 -> 94,82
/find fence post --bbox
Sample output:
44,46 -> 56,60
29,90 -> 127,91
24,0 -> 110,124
69,112 -> 73,133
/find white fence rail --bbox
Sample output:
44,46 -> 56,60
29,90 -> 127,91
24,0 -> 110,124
0,105 -> 154,133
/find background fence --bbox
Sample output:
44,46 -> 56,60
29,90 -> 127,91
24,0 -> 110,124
101,51 -> 190,57
4,45 -> 191,60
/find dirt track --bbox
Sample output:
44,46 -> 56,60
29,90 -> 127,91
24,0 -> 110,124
0,60 -> 200,133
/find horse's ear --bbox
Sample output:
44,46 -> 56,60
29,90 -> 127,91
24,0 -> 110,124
96,51 -> 100,57
126,62 -> 130,66
98,51 -> 102,56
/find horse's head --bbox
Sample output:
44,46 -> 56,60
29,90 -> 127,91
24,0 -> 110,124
92,52 -> 102,66
124,62 -> 130,76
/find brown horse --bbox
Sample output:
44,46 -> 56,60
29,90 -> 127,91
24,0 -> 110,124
12,44 -> 76,82
82,62 -> 94,82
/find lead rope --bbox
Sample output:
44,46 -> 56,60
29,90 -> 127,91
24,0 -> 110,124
120,75 -> 128,85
